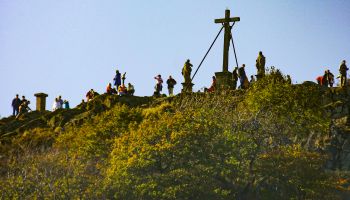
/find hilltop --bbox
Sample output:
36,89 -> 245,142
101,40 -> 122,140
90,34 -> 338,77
1,70 -> 350,199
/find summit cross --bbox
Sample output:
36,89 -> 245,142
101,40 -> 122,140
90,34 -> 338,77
215,9 -> 240,72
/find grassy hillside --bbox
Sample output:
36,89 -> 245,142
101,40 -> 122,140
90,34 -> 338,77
1,69 -> 350,199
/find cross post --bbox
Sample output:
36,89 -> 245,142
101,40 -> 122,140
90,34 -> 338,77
215,9 -> 240,72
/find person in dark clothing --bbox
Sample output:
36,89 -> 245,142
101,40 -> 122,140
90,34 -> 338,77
327,70 -> 335,87
322,70 -> 329,87
58,95 -> 64,108
166,76 -> 177,96
339,60 -> 348,87
16,100 -> 31,119
20,96 -> 29,110
12,94 -> 21,116
232,67 -> 238,90
113,70 -> 122,91
238,64 -> 249,89
21,96 -> 28,104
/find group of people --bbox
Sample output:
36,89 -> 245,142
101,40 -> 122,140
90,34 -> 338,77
11,95 -> 31,118
316,60 -> 348,88
154,74 -> 177,96
52,96 -> 70,111
109,70 -> 135,96
205,51 -> 266,92
11,56 -> 349,117
106,82 -> 135,96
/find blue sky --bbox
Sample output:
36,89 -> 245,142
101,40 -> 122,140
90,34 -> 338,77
1,0 -> 349,117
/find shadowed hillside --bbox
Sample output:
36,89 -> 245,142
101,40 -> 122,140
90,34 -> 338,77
1,69 -> 350,199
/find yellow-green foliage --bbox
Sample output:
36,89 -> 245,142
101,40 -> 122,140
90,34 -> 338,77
0,77 -> 346,199
142,102 -> 174,119
244,67 -> 330,139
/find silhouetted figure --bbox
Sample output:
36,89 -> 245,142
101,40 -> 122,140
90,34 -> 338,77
113,70 -> 122,90
322,70 -> 329,87
339,60 -> 348,87
58,95 -> 64,108
232,67 -> 238,90
154,74 -> 163,96
21,96 -> 28,105
206,76 -> 217,93
182,59 -> 193,84
127,83 -> 135,96
12,94 -> 21,116
326,70 -> 335,87
166,76 -> 177,96
238,64 -> 249,89
16,100 -> 31,119
256,51 -> 266,80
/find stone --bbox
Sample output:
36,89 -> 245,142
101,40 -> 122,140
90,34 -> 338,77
181,82 -> 194,93
215,71 -> 233,91
34,93 -> 48,112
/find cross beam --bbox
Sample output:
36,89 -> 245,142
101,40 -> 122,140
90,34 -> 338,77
215,9 -> 240,72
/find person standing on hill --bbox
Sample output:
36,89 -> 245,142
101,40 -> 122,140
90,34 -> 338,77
232,67 -> 238,90
238,64 -> 249,89
256,51 -> 266,80
113,70 -> 122,91
58,96 -> 64,109
339,60 -> 348,87
322,70 -> 329,87
327,70 -> 335,87
166,76 -> 177,96
52,98 -> 60,111
12,94 -> 21,116
154,74 -> 163,95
